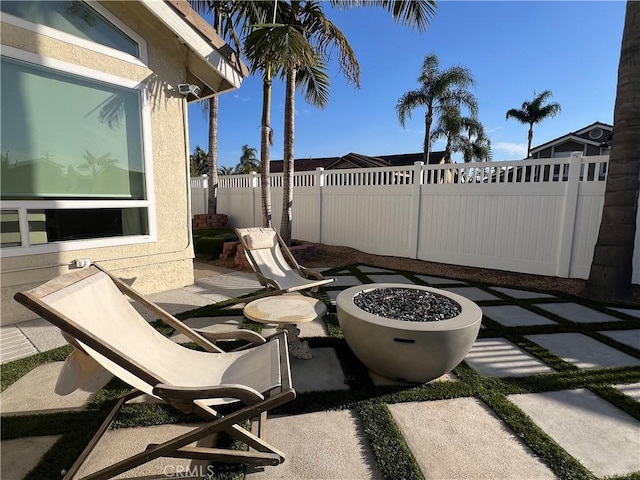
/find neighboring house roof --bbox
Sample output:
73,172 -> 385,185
140,0 -> 248,100
530,122 -> 613,155
269,151 -> 447,173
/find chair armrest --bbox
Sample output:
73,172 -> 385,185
255,272 -> 282,290
298,266 -> 324,281
194,328 -> 266,345
153,383 -> 264,406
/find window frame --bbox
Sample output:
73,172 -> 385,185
0,1 -> 148,67
0,46 -> 157,257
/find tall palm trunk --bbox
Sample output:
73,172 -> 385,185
585,0 -> 640,301
206,8 -> 223,215
423,108 -> 433,163
526,124 -> 533,158
260,77 -> 273,228
207,95 -> 218,214
280,67 -> 296,245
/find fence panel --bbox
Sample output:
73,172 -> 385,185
321,185 -> 413,256
416,183 -> 567,276
190,175 -> 208,216
207,154 -> 640,283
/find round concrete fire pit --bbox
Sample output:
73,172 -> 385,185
336,283 -> 482,383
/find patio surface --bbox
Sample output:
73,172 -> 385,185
1,260 -> 639,479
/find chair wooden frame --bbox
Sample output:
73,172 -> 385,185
236,227 -> 334,294
14,265 -> 295,480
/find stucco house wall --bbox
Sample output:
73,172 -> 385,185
0,1 -> 243,324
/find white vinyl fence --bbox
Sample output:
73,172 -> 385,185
191,175 -> 209,215
194,154 -> 640,283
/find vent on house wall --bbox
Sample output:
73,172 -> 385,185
589,128 -> 604,139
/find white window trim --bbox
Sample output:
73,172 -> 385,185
0,46 -> 157,257
0,1 -> 148,67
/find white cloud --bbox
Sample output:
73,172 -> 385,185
494,142 -> 527,157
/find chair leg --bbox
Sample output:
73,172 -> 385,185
63,390 -> 144,480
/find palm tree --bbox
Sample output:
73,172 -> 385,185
585,0 -> 640,301
189,1 -> 246,215
505,90 -> 561,158
236,144 -> 260,173
277,1 -> 359,244
246,1 -> 437,230
397,54 -> 477,164
460,123 -> 492,163
429,101 -> 481,163
218,165 -> 235,176
189,145 -> 208,176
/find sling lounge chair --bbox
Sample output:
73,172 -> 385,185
236,227 -> 334,294
14,264 -> 295,480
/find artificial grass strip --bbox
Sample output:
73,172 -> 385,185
355,401 -> 424,480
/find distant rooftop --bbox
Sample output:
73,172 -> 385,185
270,151 -> 447,173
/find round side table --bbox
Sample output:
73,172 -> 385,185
243,294 -> 327,359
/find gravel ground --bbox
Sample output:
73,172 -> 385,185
210,242 -> 640,305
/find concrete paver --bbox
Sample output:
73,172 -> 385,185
490,287 -> 555,299
1,436 -> 61,480
598,329 -> 640,350
75,424 -> 215,479
389,398 -> 556,480
526,333 -> 640,369
13,318 -> 67,352
194,272 -> 263,298
442,286 -> 500,302
290,347 -> 347,393
465,338 -> 555,377
534,302 -> 621,323
415,274 -> 467,285
1,362 -> 112,415
509,388 -> 640,478
482,305 -> 558,327
611,307 -> 640,319
136,288 -> 214,321
246,410 -> 382,480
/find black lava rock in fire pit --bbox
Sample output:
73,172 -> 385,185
353,287 -> 461,322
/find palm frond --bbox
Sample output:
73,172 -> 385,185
296,62 -> 331,108
396,89 -> 428,126
329,0 -> 436,32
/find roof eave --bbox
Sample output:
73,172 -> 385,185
138,0 -> 247,97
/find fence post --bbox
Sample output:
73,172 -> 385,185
201,174 -> 209,215
316,167 -> 324,244
556,152 -> 582,277
250,172 -> 259,227
408,161 -> 424,259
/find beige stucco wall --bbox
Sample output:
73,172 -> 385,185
0,2 -> 207,324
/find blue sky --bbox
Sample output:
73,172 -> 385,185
187,1 -> 626,168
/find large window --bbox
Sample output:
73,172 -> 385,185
0,51 -> 154,254
0,1 -> 145,63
